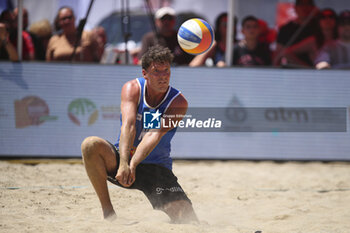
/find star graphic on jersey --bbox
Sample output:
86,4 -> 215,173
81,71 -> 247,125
150,110 -> 161,122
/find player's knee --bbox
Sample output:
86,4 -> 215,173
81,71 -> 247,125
81,136 -> 103,160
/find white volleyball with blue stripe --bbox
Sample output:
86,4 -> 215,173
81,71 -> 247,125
177,18 -> 214,55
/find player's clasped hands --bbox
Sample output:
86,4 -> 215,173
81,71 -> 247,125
115,164 -> 135,187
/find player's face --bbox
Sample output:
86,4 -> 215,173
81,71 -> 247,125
143,62 -> 171,93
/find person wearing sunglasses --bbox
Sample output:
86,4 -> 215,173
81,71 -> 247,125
281,8 -> 338,67
315,10 -> 350,69
46,6 -> 99,62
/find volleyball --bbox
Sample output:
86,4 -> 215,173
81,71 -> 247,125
177,18 -> 214,55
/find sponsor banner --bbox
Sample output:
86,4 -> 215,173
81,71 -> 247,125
0,62 -> 350,160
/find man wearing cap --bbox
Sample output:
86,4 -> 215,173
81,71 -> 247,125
138,7 -> 193,66
315,10 -> 350,69
274,0 -> 319,67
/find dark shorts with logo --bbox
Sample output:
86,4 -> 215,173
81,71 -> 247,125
106,142 -> 192,210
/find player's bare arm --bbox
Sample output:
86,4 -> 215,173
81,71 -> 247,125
117,79 -> 140,187
128,94 -> 188,182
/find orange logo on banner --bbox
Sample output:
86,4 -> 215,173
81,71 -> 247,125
14,96 -> 57,128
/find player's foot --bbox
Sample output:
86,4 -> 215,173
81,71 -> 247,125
103,209 -> 117,221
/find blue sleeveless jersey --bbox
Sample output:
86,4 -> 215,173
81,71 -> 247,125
116,77 -> 181,170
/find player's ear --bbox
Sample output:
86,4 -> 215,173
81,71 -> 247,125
142,69 -> 149,80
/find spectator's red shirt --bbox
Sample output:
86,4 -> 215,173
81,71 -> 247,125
10,31 -> 35,60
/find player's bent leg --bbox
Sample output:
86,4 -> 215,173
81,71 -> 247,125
81,136 -> 118,220
162,200 -> 199,224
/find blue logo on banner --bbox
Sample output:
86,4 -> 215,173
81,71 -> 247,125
143,110 -> 161,129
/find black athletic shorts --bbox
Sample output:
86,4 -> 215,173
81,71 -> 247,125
106,142 -> 192,210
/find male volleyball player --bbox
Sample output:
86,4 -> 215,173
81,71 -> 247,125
81,45 -> 198,223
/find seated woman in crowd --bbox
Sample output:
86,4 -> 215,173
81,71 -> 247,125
280,8 -> 338,67
190,13 -> 237,67
46,6 -> 99,62
314,10 -> 350,69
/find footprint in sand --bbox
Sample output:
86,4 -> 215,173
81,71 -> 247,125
274,214 -> 290,220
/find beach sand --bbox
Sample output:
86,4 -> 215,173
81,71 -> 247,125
1,160 -> 350,233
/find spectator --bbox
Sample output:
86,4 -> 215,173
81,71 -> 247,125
1,9 -> 34,61
138,7 -> 193,66
189,13 -> 238,67
29,19 -> 52,61
12,7 -> 35,60
0,20 -> 18,61
232,15 -> 271,66
13,7 -> 28,30
315,10 -> 350,69
91,26 -> 107,62
14,7 -> 49,61
274,0 -> 319,67
257,19 -> 276,48
46,6 -> 99,62
282,8 -> 338,67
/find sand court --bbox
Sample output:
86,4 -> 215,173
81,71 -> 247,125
1,160 -> 350,233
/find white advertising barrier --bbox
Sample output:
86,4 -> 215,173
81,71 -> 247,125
0,62 -> 349,160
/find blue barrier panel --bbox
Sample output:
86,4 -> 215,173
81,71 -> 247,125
0,62 -> 349,160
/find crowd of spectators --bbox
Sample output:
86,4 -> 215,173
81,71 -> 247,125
0,0 -> 349,69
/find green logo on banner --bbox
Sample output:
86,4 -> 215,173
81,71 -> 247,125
68,98 -> 98,126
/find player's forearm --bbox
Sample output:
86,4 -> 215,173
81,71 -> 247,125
119,123 -> 136,165
130,131 -> 163,167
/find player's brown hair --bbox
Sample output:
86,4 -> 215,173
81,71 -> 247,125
141,45 -> 174,70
